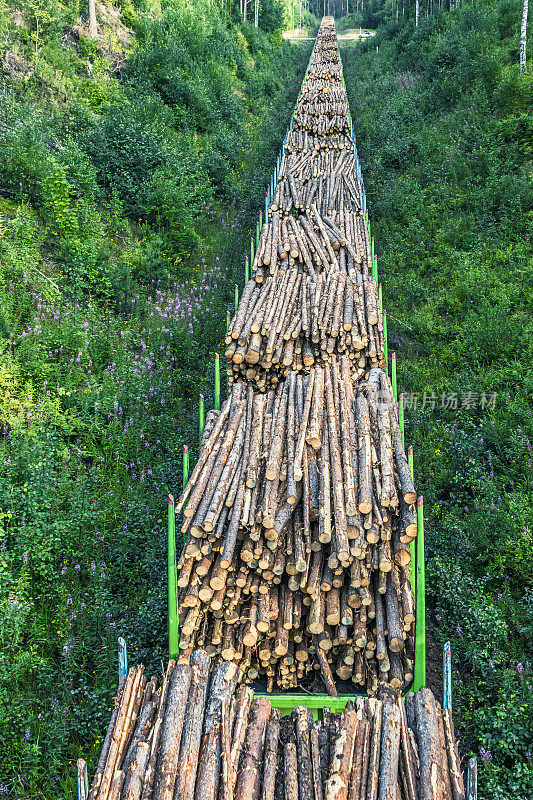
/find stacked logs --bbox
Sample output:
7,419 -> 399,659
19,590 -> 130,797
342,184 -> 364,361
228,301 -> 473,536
176,367 -> 417,693
284,130 -> 354,153
270,151 -> 362,216
88,655 -> 466,800
226,18 -> 382,387
252,211 -> 372,281
177,18 -> 416,694
226,260 -> 384,389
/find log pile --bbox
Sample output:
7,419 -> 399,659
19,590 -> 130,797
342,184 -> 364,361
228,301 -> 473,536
178,18 -> 416,694
270,152 -> 363,216
176,367 -> 416,693
225,17 -> 384,387
225,264 -> 384,389
252,211 -> 373,281
88,654 -> 466,800
284,130 -> 355,153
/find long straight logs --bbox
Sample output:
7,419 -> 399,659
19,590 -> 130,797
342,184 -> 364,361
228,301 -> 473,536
89,656 -> 466,800
177,17 -> 418,695
176,365 -> 416,693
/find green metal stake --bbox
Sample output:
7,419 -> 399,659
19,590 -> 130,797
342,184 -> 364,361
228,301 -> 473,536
182,445 -> 189,491
245,256 -> 250,285
391,352 -> 397,401
256,221 -> 260,248
409,445 -> 416,580
251,238 -> 255,268
383,310 -> 388,374
199,395 -> 204,449
399,392 -> 404,445
371,235 -> 374,265
168,494 -> 179,659
226,310 -> 231,333
214,353 -> 220,411
373,254 -> 378,284
234,284 -> 239,312
413,496 -> 426,691
378,283 -> 383,310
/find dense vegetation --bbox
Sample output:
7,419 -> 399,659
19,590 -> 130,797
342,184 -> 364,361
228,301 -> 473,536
0,0 -> 313,794
342,3 -> 532,798
1,0 -> 531,796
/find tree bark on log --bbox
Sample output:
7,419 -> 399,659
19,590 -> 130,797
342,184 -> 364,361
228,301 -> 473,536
173,651 -> 211,800
234,697 -> 272,800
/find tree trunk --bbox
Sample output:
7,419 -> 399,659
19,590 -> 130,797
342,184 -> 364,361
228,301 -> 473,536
194,662 -> 238,800
234,698 -> 272,800
261,709 -> 281,800
284,742 -> 300,800
173,651 -> 211,800
416,0 -> 419,26
153,665 -> 192,800
414,688 -> 445,800
520,0 -> 528,72
378,700 -> 401,800
89,0 -> 98,38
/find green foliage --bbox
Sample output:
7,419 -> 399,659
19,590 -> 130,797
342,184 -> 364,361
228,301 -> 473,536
342,3 -> 532,797
259,0 -> 285,32
82,106 -> 167,215
335,12 -> 364,31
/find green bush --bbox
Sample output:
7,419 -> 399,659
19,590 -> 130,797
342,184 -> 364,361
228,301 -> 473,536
82,107 -> 166,215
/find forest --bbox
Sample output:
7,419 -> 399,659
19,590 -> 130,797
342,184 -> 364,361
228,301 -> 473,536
0,0 -> 531,797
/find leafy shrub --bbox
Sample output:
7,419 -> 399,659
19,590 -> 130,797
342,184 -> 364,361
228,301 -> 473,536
82,106 -> 166,215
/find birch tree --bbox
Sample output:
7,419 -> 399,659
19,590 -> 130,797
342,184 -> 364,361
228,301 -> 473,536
89,0 -> 97,37
520,0 -> 528,72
